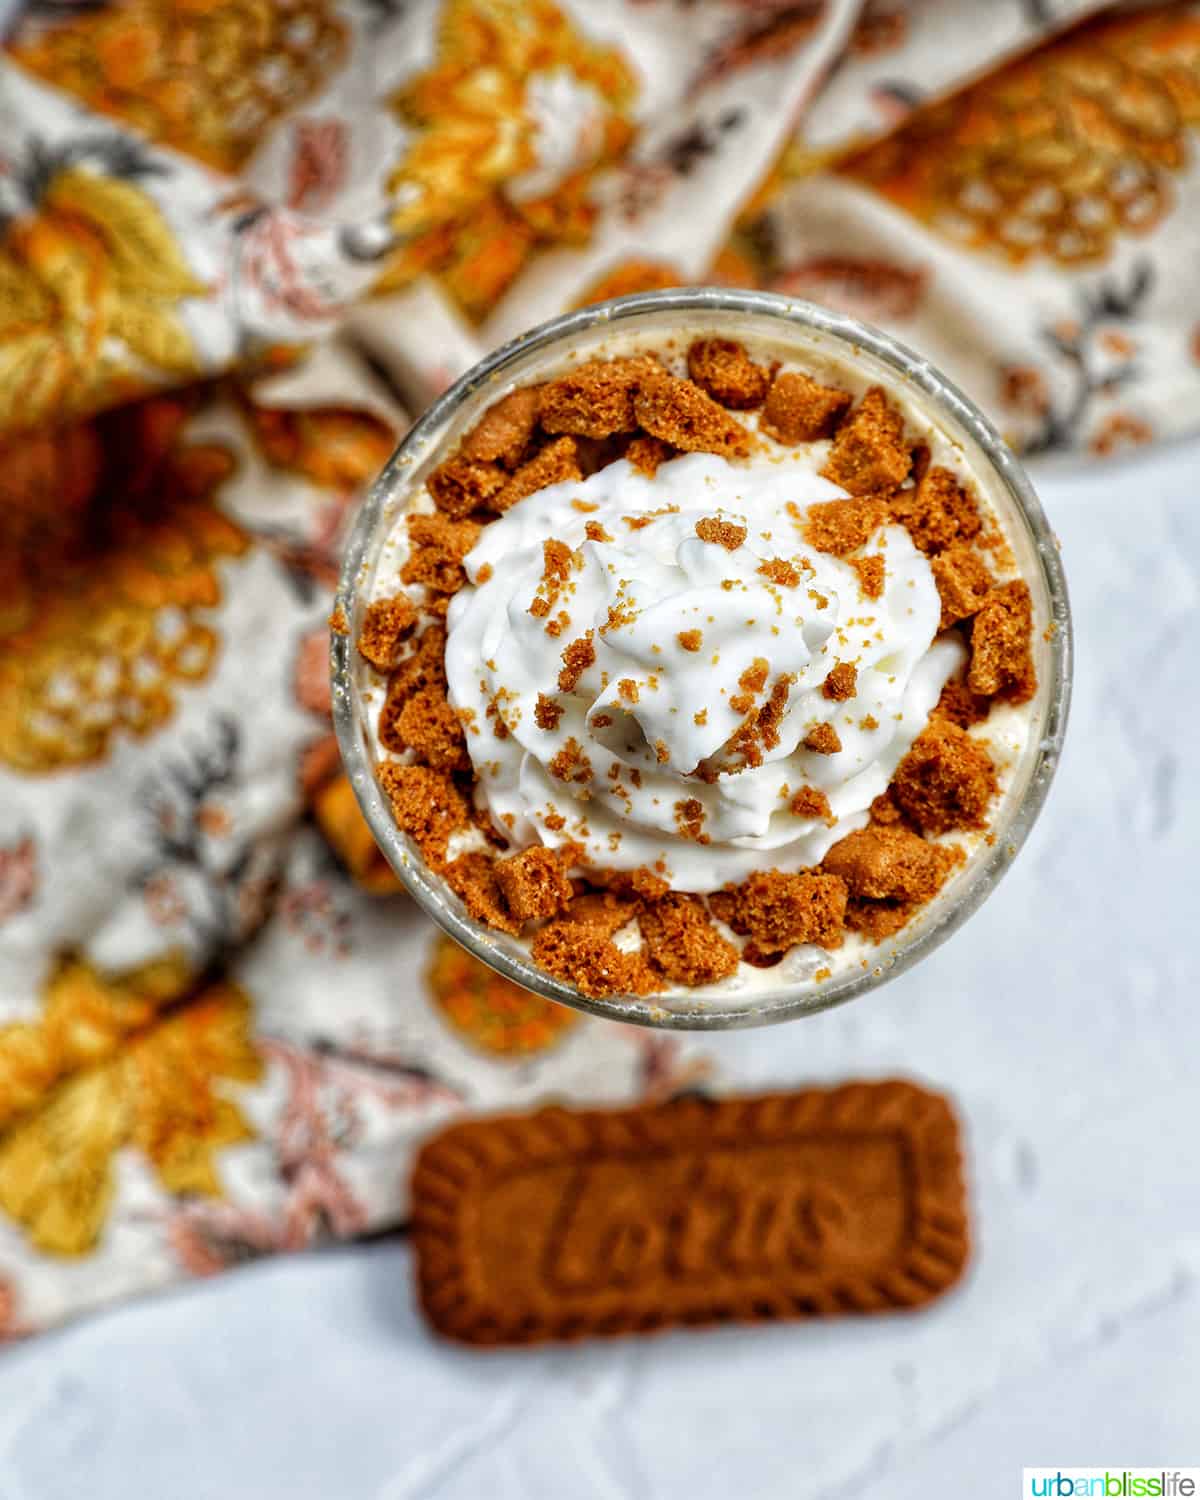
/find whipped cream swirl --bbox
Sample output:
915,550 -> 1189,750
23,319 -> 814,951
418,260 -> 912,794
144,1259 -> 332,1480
445,451 -> 962,886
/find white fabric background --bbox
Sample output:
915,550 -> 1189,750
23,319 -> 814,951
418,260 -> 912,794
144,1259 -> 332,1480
0,438 -> 1195,1495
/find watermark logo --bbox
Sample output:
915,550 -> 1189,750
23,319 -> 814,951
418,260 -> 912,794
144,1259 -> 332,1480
1024,1473 -> 1198,1497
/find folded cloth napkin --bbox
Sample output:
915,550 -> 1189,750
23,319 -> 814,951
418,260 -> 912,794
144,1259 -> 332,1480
2,0 -> 1199,1338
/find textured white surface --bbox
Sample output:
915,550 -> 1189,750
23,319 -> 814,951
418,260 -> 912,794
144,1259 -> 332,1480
1,440 -> 1198,1496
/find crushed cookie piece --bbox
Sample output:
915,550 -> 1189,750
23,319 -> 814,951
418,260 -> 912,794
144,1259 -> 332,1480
635,370 -> 752,459
761,371 -> 852,444
933,676 -> 991,729
617,677 -> 639,703
494,846 -> 575,923
443,852 -> 521,935
822,824 -> 953,903
695,516 -> 747,551
593,865 -> 672,903
538,356 -> 661,438
476,562 -> 493,585
558,631 -> 595,692
803,722 -> 842,755
395,686 -> 470,773
543,538 -> 575,581
686,338 -> 770,410
860,714 -> 879,731
639,893 -> 739,986
820,386 -> 911,495
677,628 -> 703,652
717,870 -> 848,954
758,557 -> 802,587
849,554 -> 886,601
868,788 -> 905,825
891,466 -> 981,555
968,580 -> 1036,702
357,594 -> 418,671
931,543 -> 994,628
401,513 -> 482,597
625,434 -> 675,476
329,605 -> 349,636
460,387 -> 540,467
800,496 -> 891,556
591,712 -> 613,729
790,786 -> 835,825
548,736 -> 593,784
378,625 -> 447,752
654,739 -> 670,764
693,708 -> 708,727
891,720 -> 998,834
755,674 -> 793,753
584,520 -> 613,543
824,825 -> 964,943
375,762 -> 468,868
544,811 -> 566,832
822,661 -> 857,701
560,888 -> 642,936
493,436 -> 582,513
531,922 -> 659,999
673,797 -> 710,844
535,693 -> 563,731
426,456 -> 506,518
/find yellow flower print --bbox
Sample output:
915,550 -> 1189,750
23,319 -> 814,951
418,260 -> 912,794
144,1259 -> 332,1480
841,9 -> 1200,267
0,972 -> 261,1257
427,933 -> 580,1058
8,0 -> 348,176
0,397 -> 248,774
377,0 -> 635,317
0,150 -> 210,431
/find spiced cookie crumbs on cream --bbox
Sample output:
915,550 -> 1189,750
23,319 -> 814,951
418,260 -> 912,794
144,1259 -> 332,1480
356,328 -> 1043,1002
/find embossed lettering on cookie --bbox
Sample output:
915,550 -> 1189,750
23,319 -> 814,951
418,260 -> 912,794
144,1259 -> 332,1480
409,1080 -> 968,1345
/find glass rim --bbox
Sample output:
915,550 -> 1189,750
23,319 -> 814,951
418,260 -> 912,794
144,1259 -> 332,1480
331,287 -> 1073,1032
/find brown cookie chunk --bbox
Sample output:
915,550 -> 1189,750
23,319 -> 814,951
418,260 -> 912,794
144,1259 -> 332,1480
931,544 -> 994,629
712,869 -> 848,955
375,761 -> 468,867
634,371 -> 753,459
801,496 -> 891,556
820,387 -> 911,495
891,720 -> 997,835
538,357 -> 661,438
967,580 -> 1036,703
459,387 -> 541,467
410,1082 -> 970,1345
426,456 -> 507,518
761,371 -> 852,444
494,845 -> 576,923
493,436 -> 583,513
891,466 -> 981,555
357,594 -> 417,672
686,338 -> 771,410
638,892 -> 739,987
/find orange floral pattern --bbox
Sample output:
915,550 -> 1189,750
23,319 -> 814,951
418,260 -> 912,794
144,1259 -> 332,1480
0,397 -> 247,773
841,10 -> 1200,266
0,154 -> 209,431
0,966 -> 260,1256
9,0 -> 348,176
428,934 -> 580,1057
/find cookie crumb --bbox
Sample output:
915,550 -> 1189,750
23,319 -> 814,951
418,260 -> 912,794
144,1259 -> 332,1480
695,516 -> 747,551
758,557 -> 803,587
639,892 -> 739,985
687,338 -> 770,410
558,631 -> 596,692
329,605 -> 349,636
823,825 -> 964,942
933,676 -> 991,729
402,514 -> 482,597
395,685 -> 470,772
494,846 -> 575,922
820,386 -> 911,495
849,554 -> 886,601
790,786 -> 835,825
822,661 -> 857,701
931,543 -> 994,628
891,466 -> 981,555
891,720 -> 997,834
534,693 -> 563,731
801,496 -> 891,556
357,594 -> 418,671
761,371 -> 852,443
539,357 -> 661,438
968,580 -> 1036,702
548,736 -> 593,784
715,870 -> 848,955
443,851 -> 521,935
375,761 -> 468,867
493,436 -> 582,513
803,722 -> 842,755
460,387 -> 540,467
427,456 -> 506,518
378,625 -> 448,752
677,628 -> 703,652
635,371 -> 753,459
625,434 -> 675,476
